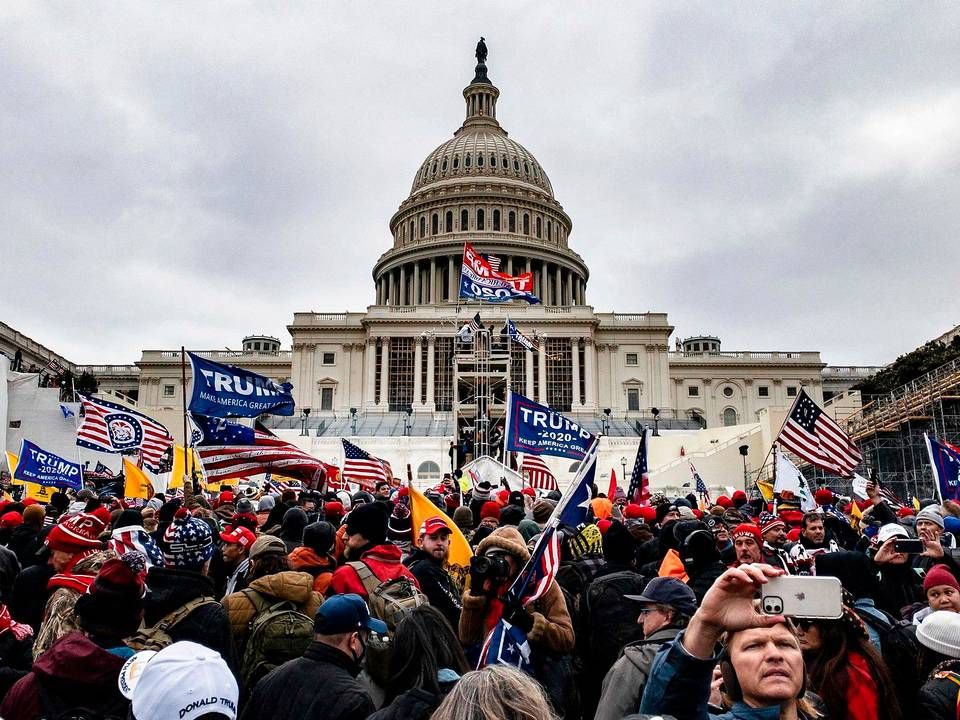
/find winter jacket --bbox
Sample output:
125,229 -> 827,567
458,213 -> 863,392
144,566 -> 235,671
222,570 -> 322,656
9,563 -> 54,632
327,544 -> 419,598
0,632 -> 128,720
459,527 -> 575,654
33,549 -> 114,660
240,640 -> 374,720
7,524 -> 42,569
876,562 -> 924,619
594,627 -> 681,720
0,617 -> 34,698
287,546 -> 336,594
918,659 -> 960,720
685,561 -> 726,604
367,687 -> 445,720
842,650 -> 880,720
0,544 -> 20,605
405,548 -> 462,630
639,634 -> 818,720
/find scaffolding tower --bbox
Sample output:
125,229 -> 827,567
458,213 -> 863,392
454,326 -> 510,460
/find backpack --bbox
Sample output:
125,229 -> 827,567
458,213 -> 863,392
126,597 -> 219,652
347,561 -> 428,683
859,608 -> 922,712
239,589 -> 314,692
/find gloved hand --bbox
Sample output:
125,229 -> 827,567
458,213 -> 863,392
469,569 -> 487,596
502,600 -> 534,633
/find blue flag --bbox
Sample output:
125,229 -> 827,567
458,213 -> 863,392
189,413 -> 256,446
503,391 -> 595,460
14,439 -> 82,490
926,434 -> 960,502
59,404 -> 75,419
188,352 -> 295,418
504,318 -> 537,352
553,440 -> 599,527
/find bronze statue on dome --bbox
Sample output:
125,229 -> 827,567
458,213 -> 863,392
475,37 -> 487,65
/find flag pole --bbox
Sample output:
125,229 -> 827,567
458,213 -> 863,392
180,347 -> 192,486
754,392 -> 801,486
925,433 -> 943,504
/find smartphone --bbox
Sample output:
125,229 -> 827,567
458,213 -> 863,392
893,538 -> 925,554
760,576 -> 843,619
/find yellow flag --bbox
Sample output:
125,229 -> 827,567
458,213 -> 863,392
409,485 -> 473,591
756,481 -> 775,503
849,501 -> 863,528
123,458 -> 153,499
913,496 -> 921,511
5,452 -> 18,477
169,445 -> 202,489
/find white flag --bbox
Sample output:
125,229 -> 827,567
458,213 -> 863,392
775,451 -> 816,512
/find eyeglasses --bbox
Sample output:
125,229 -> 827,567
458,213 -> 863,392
793,619 -> 814,631
638,607 -> 664,616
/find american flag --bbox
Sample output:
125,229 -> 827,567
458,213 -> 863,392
192,414 -> 328,483
628,429 -> 650,505
479,526 -> 561,671
341,439 -> 389,491
691,461 -> 710,505
878,486 -> 906,510
88,461 -> 115,479
520,453 -> 557,491
484,254 -> 502,272
777,389 -> 862,477
77,396 -> 173,472
469,313 -> 484,332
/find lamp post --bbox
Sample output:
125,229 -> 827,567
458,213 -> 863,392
620,456 -> 627,483
602,408 -> 611,435
350,407 -> 358,436
739,444 -> 750,492
403,406 -> 413,437
300,408 -> 311,436
651,407 -> 661,436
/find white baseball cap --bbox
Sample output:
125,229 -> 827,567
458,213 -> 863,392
877,523 -> 909,544
118,641 -> 238,720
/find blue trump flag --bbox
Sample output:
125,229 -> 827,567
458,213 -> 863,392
188,352 -> 295,418
14,439 -> 82,490
503,391 -> 596,460
926,434 -> 960,502
188,413 -> 255,446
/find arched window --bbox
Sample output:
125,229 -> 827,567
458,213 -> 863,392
493,209 -> 501,231
445,211 -> 453,233
477,209 -> 485,230
453,155 -> 460,169
418,460 -> 441,482
441,158 -> 447,172
722,408 -> 738,427
408,220 -> 414,241
465,154 -> 472,168
535,216 -> 542,238
523,213 -> 530,235
513,158 -> 520,171
523,161 -> 529,175
547,220 -> 552,241
431,161 -> 437,176
477,153 -> 484,167
431,214 -> 439,235
460,209 -> 468,230
419,217 -> 426,238
490,154 -> 496,168
401,224 -> 406,242
502,155 -> 508,169
508,211 -> 516,232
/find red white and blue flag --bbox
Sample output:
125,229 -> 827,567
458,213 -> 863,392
341,439 -> 390,491
77,396 -> 173,473
777,388 -> 862,476
926,434 -> 960,503
520,453 -> 557,491
628,429 -> 650,505
691,462 -> 710,506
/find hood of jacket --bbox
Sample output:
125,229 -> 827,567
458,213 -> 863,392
144,566 -> 216,624
621,627 -> 682,670
32,631 -> 125,686
360,543 -> 405,564
288,546 -> 336,572
476,526 -> 530,563
247,570 -> 317,604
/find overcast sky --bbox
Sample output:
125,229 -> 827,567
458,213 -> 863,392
4,2 -> 958,367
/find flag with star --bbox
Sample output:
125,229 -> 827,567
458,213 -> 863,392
776,388 -> 862,476
690,461 -> 710,507
925,434 -> 960,503
627,428 -> 650,505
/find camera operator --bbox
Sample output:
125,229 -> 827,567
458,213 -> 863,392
459,527 -> 574,655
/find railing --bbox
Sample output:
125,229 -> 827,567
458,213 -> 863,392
822,366 -> 883,378
142,350 -> 292,360
76,365 -> 139,375
669,350 -> 822,361
652,428 -> 761,473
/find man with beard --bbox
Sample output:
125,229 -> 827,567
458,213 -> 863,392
404,516 -> 461,629
327,503 -> 419,599
787,512 -> 839,573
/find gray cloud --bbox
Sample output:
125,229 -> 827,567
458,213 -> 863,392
3,2 -> 958,366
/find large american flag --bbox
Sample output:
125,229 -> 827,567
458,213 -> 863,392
520,453 -> 557,491
777,388 -> 862,477
77,396 -> 173,472
628,429 -> 650,505
484,254 -> 502,272
479,525 -> 561,671
691,461 -> 710,505
341,439 -> 389,491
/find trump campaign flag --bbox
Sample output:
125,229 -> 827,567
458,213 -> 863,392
459,242 -> 540,304
188,352 -> 295,418
504,318 -> 537,352
926,434 -> 960,502
503,391 -> 595,460
14,439 -> 82,490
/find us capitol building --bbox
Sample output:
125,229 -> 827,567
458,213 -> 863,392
4,45 -> 878,488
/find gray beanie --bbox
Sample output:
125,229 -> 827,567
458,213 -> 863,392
257,495 -> 276,512
917,506 -> 945,530
917,610 -> 960,658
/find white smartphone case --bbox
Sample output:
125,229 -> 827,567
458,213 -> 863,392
760,576 -> 844,619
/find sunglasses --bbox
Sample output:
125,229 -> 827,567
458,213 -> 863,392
793,619 -> 815,631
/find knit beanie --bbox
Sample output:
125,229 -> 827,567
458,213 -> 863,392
344,502 -> 389,546
324,501 -> 346,524
499,504 -> 525,527
917,610 -> 960,659
162,509 -> 214,570
814,488 -> 834,506
302,521 -> 336,556
732,523 -> 762,546
0,511 -> 22,529
758,512 -> 785,534
715,495 -> 733,509
479,501 -> 502,521
46,513 -> 106,554
590,497 -> 613,520
49,491 -> 70,513
387,503 -> 412,545
517,519 -> 541,544
917,506 -> 946,530
75,551 -> 146,638
452,506 -> 473,531
567,523 -> 603,559
623,503 -> 644,520
924,565 -> 960,594
471,482 -> 493,502
731,490 -> 748,507
602,521 -> 635,565
655,503 -> 678,525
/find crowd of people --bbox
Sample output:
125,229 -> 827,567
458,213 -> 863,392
0,469 -> 957,719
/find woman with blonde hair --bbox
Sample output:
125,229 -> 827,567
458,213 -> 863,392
429,664 -> 555,720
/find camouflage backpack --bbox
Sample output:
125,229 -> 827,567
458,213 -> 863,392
126,597 -> 219,652
239,589 -> 314,692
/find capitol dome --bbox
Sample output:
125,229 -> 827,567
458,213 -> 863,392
372,48 -> 588,308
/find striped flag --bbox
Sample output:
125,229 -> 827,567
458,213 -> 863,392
77,396 -> 173,472
484,254 -> 502,272
691,461 -> 710,506
341,439 -> 389,491
776,388 -> 862,477
628,429 -> 650,505
520,453 -> 557,491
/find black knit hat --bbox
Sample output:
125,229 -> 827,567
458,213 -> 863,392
302,521 -> 336,555
345,502 -> 389,546
499,504 -> 525,527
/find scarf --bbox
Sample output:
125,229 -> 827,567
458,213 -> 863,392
0,606 -> 32,642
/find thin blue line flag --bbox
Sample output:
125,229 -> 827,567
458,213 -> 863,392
189,413 -> 256,446
188,352 -> 295,418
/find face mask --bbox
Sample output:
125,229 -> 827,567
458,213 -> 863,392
350,633 -> 366,664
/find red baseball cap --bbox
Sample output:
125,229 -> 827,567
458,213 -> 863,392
419,516 -> 452,536
220,526 -> 256,549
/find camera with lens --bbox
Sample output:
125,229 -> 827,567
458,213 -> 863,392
470,553 -> 511,581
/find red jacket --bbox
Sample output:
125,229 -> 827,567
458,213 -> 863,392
845,650 -> 880,720
327,544 -> 420,598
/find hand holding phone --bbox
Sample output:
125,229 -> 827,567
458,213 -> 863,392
760,576 -> 843,619
893,538 -> 925,555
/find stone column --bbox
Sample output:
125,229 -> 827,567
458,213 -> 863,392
412,262 -> 420,305
608,344 -> 619,411
571,337 -> 581,408
340,343 -> 352,411
399,265 -> 406,306
506,256 -> 513,275
703,378 -> 714,426
525,346 -> 534,398
364,338 -> 377,408
537,342 -> 548,404
412,337 -> 423,408
378,337 -> 390,409
540,263 -> 549,304
744,378 -> 754,422
426,336 -> 436,410
556,265 -> 563,305
448,255 -> 456,300
429,258 -> 437,303
583,338 -> 596,408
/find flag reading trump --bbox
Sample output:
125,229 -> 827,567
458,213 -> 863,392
188,352 -> 295,418
504,391 -> 595,460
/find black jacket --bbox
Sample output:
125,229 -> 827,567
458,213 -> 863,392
0,627 -> 34,698
368,687 -> 444,720
144,566 -> 235,671
9,564 -> 54,632
7,526 -> 42,570
240,641 -> 374,720
919,660 -> 960,720
404,549 -> 462,630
